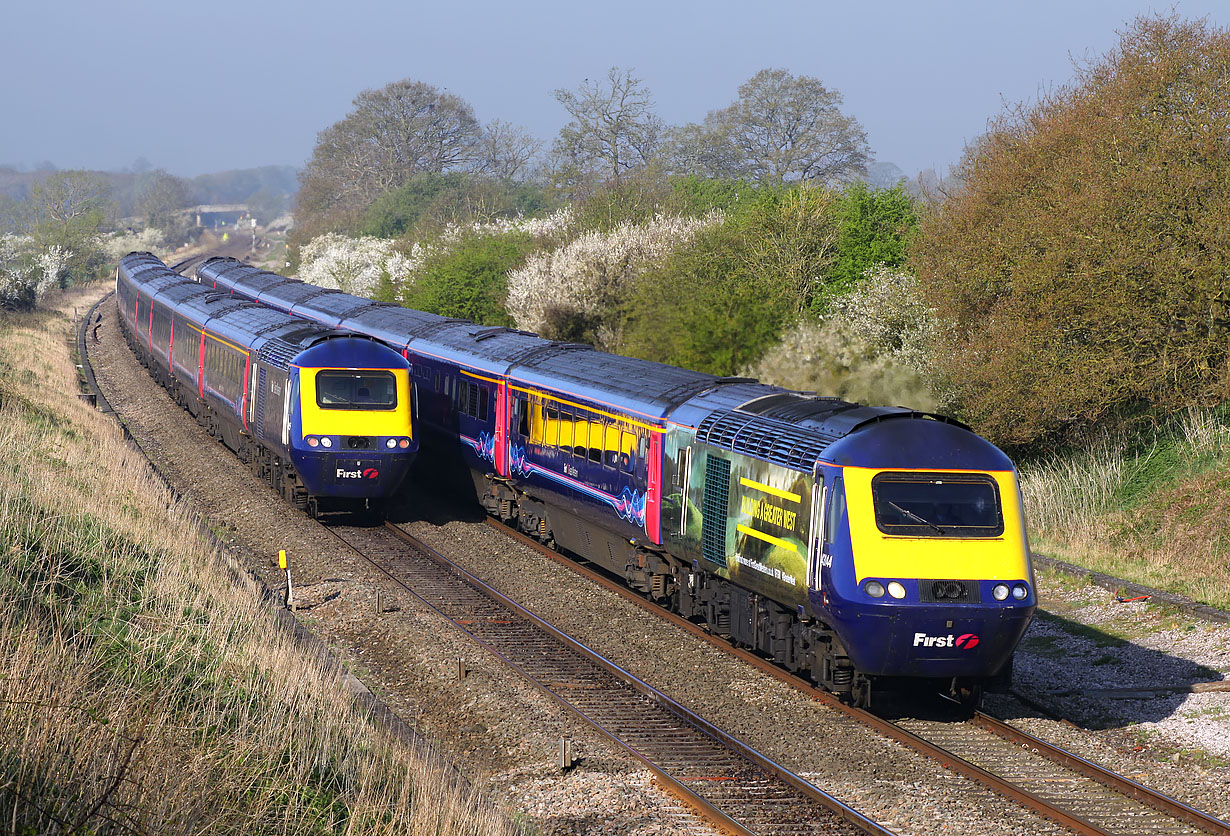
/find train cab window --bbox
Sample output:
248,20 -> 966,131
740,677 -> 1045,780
315,371 -> 396,410
871,472 -> 1003,537
825,478 -> 845,545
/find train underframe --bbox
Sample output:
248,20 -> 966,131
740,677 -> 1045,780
471,473 -> 1004,709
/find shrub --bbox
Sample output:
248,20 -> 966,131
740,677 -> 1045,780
403,232 -> 535,326
911,15 -> 1230,449
505,212 -> 722,348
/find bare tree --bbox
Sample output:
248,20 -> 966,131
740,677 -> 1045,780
475,120 -> 543,181
297,79 -> 482,232
552,67 -> 663,184
28,170 -> 112,240
666,69 -> 869,185
135,170 -> 192,234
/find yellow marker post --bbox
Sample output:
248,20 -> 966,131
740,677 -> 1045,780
280,549 -> 294,609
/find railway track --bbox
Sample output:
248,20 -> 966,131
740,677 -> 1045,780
325,520 -> 894,836
485,519 -> 1230,836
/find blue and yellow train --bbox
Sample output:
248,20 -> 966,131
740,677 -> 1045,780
116,252 -> 417,515
197,256 -> 1035,707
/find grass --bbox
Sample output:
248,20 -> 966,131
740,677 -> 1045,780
0,284 -> 513,835
1019,406 -> 1230,610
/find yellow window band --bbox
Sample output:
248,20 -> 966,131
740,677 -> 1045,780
739,477 -> 801,503
737,524 -> 800,553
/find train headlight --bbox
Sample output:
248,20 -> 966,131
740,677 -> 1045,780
399,438 -> 410,448
992,583 -> 1010,601
306,436 -> 319,448
1012,583 -> 1029,601
887,581 -> 906,599
320,436 -> 333,448
865,580 -> 886,598
386,438 -> 397,449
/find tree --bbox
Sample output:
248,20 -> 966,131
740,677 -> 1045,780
134,170 -> 191,235
28,170 -> 112,243
297,79 -> 482,235
911,14 -> 1230,449
664,69 -> 869,185
475,120 -> 542,181
552,68 -> 663,187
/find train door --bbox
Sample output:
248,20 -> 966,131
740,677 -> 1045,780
646,430 -> 662,544
807,481 -> 827,589
494,381 -> 508,477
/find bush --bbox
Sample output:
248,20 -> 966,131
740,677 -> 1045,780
746,317 -> 938,410
403,233 -> 535,325
824,183 -> 918,297
505,212 -> 722,348
911,15 -> 1230,449
360,173 -> 550,239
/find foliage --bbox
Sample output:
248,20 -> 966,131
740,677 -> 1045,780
825,183 -> 918,293
829,264 -> 942,380
911,14 -> 1230,449
403,232 -> 535,325
668,175 -> 786,219
298,233 -> 420,298
664,68 -> 869,185
360,172 -> 550,239
506,211 -> 722,348
746,316 -> 937,410
620,222 -> 790,375
552,67 -> 663,190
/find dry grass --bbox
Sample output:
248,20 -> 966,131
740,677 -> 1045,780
0,285 -> 512,835
1020,408 -> 1230,609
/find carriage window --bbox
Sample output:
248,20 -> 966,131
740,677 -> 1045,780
620,431 -> 635,473
516,395 -> 530,437
315,371 -> 397,410
572,414 -> 588,458
871,472 -> 1002,538
544,404 -> 559,447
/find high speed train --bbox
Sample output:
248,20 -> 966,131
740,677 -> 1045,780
116,252 -> 417,515
197,256 -> 1036,707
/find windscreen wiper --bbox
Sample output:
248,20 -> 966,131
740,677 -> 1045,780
888,501 -> 944,534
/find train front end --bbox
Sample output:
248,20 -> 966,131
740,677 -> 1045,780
287,337 -> 417,504
816,417 -> 1035,702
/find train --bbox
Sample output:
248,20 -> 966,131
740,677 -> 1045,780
115,252 -> 417,516
194,256 -> 1037,708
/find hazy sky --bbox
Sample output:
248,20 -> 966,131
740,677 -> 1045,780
2,0 -> 1226,179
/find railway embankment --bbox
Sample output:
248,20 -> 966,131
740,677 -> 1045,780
0,283 -> 511,836
29,275 -> 1230,834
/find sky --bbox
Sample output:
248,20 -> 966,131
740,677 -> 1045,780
1,0 -> 1227,180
